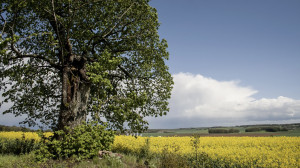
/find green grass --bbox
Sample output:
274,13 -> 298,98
0,153 -> 38,168
276,128 -> 300,136
0,153 -> 158,168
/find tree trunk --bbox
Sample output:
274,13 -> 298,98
57,64 -> 90,131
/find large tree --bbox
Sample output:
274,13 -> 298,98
0,0 -> 173,132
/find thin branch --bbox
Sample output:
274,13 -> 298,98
0,14 -> 7,35
51,0 -> 64,63
102,2 -> 135,39
108,73 -> 124,80
86,9 -> 142,56
118,65 -> 132,79
10,44 -> 61,70
1,20 -> 6,35
0,8 -> 6,13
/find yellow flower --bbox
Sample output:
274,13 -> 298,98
112,136 -> 300,167
1,132 -> 299,167
0,131 -> 53,141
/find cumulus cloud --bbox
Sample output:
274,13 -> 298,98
148,73 -> 300,128
1,72 -> 300,128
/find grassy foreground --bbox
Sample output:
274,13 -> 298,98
0,153 -> 157,168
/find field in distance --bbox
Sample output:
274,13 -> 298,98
141,123 -> 300,137
1,123 -> 300,137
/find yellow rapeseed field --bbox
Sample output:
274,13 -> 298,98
0,131 -> 53,141
112,135 -> 300,168
1,132 -> 299,167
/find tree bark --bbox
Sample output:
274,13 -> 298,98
57,60 -> 90,131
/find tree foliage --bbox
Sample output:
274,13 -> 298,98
0,0 -> 173,132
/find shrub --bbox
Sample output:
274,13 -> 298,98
35,121 -> 115,162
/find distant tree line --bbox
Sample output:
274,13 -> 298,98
208,128 -> 240,134
0,125 -> 33,132
245,126 -> 288,132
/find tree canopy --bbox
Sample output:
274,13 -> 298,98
0,0 -> 173,132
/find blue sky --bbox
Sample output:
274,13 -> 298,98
151,0 -> 300,99
1,0 -> 300,129
146,0 -> 300,128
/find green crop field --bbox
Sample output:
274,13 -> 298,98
141,123 -> 300,137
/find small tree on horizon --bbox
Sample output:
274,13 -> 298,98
0,0 -> 173,133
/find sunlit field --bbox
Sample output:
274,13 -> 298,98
1,132 -> 299,167
0,131 -> 53,141
112,135 -> 300,167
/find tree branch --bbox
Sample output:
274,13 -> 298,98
51,0 -> 65,64
9,44 -> 61,70
102,2 -> 135,39
0,14 -> 7,35
84,2 -> 135,54
118,65 -> 132,79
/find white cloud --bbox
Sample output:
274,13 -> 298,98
1,72 -> 300,129
148,73 -> 300,128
